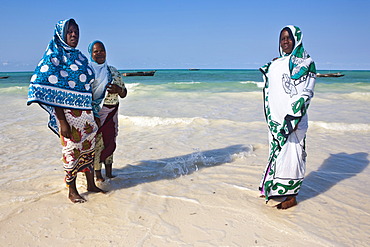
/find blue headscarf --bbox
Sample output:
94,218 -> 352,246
88,40 -> 112,117
27,18 -> 95,135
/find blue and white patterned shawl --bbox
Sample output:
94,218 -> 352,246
27,18 -> 95,135
88,40 -> 112,118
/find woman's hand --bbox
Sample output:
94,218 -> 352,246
106,83 -> 122,94
107,83 -> 127,98
95,116 -> 101,128
54,107 -> 71,138
59,120 -> 71,138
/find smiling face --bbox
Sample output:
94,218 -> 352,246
91,42 -> 106,64
65,23 -> 79,48
280,30 -> 294,55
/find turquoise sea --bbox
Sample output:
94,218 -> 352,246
1,69 -> 370,94
1,68 -> 369,125
0,69 -> 369,246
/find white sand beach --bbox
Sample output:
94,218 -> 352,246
0,80 -> 369,246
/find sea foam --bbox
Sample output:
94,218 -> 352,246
173,81 -> 202,85
240,80 -> 264,88
310,121 -> 370,132
119,115 -> 209,127
125,83 -> 141,92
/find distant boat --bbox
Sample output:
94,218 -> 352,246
189,68 -> 200,71
317,72 -> 344,78
0,76 -> 9,79
122,70 -> 156,77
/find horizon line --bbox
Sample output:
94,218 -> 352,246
1,68 -> 370,73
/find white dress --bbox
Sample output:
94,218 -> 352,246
259,54 -> 316,200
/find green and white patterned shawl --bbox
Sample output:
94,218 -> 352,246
260,25 -> 316,141
259,25 -> 316,200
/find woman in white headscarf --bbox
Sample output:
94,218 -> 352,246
88,40 -> 127,182
259,25 -> 316,209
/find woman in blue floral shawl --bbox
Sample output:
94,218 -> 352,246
27,18 -> 104,203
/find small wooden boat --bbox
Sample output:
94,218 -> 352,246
122,70 -> 156,77
316,72 -> 344,78
0,76 -> 9,79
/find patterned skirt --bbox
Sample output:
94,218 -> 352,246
60,109 -> 98,185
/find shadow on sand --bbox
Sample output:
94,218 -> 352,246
299,152 -> 369,202
106,144 -> 252,191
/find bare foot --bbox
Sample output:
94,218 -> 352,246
68,180 -> 86,203
276,196 -> 297,210
85,170 -> 106,193
69,192 -> 86,203
87,185 -> 106,193
95,170 -> 105,182
105,164 -> 116,179
106,174 -> 116,179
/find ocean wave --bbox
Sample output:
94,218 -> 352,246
119,115 -> 209,127
125,83 -> 141,92
119,115 -> 265,128
173,81 -> 202,85
345,92 -> 370,101
114,145 -> 254,179
310,121 -> 370,132
240,80 -> 264,88
317,92 -> 370,101
315,82 -> 370,94
120,116 -> 370,133
0,86 -> 28,94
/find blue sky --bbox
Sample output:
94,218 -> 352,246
1,0 -> 369,71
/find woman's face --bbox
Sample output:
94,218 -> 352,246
91,43 -> 106,64
66,23 -> 79,48
280,30 -> 293,54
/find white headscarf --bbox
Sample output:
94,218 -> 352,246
88,40 -> 111,101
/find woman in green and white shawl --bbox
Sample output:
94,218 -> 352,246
259,25 -> 316,209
